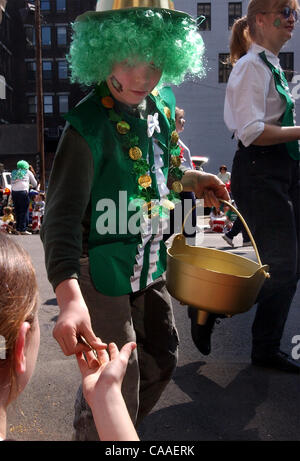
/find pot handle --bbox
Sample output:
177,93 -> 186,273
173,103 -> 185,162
182,199 -> 267,272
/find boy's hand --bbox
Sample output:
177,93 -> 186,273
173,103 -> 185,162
54,279 -> 106,356
182,170 -> 230,208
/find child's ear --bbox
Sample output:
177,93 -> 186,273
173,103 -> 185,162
14,322 -> 31,374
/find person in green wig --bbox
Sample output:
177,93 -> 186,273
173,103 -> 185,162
41,0 -> 229,440
11,160 -> 37,234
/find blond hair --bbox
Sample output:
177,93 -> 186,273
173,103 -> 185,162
175,106 -> 185,120
0,233 -> 38,402
229,0 -> 300,65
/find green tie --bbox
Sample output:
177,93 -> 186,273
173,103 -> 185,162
259,51 -> 300,160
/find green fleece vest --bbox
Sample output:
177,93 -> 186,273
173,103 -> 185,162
64,87 -> 174,296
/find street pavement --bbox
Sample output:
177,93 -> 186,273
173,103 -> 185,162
6,228 -> 300,441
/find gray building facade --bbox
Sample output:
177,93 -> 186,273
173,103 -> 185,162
173,0 -> 300,175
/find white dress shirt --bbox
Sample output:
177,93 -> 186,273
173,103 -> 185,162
224,43 -> 287,147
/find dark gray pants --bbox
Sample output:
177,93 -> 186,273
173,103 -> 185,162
231,143 -> 300,358
74,257 -> 179,440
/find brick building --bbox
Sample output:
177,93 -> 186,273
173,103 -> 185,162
0,0 -> 14,123
0,0 -> 96,179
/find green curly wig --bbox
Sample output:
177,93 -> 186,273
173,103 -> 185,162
17,160 -> 29,170
67,9 -> 206,87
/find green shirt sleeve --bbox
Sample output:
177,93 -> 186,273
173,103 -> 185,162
40,125 -> 94,291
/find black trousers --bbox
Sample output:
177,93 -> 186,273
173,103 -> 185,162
231,143 -> 300,357
12,190 -> 29,232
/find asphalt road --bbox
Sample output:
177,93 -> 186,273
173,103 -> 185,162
6,230 -> 300,441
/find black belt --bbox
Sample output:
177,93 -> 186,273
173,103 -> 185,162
238,140 -> 286,154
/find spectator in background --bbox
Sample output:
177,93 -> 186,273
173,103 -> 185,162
28,190 -> 39,229
209,206 -> 226,233
164,106 -> 197,243
217,165 -> 231,184
11,160 -> 37,235
176,106 -> 197,243
32,192 -> 46,233
0,206 -> 15,234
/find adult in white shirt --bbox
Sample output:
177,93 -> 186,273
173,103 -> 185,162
11,160 -> 37,234
223,0 -> 300,373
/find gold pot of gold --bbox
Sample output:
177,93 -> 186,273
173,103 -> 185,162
166,200 -> 270,317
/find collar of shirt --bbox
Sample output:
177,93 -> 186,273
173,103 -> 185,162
249,43 -> 280,68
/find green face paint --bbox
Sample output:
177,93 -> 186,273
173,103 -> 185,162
273,18 -> 281,27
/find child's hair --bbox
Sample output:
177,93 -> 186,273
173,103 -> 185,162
0,233 -> 38,402
3,207 -> 12,215
68,9 -> 206,87
229,0 -> 300,65
38,193 -> 45,200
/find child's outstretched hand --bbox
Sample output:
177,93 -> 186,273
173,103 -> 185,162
76,342 -> 139,441
76,342 -> 137,407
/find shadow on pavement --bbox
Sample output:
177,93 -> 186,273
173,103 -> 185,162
138,361 -> 271,441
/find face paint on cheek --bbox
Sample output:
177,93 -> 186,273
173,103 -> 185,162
274,18 -> 281,27
110,76 -> 123,93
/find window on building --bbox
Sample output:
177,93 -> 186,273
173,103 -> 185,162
46,127 -> 60,138
42,26 -> 51,46
26,61 -> 36,81
25,26 -> 35,46
58,94 -> 69,113
43,61 -> 52,80
44,95 -> 53,114
28,95 -> 37,114
228,2 -> 242,29
57,26 -> 67,45
219,53 -> 232,83
279,52 -> 294,82
197,3 -> 211,31
41,0 -> 50,11
58,60 -> 68,79
56,0 -> 66,11
27,95 -> 54,114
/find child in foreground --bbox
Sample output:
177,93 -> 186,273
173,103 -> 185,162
0,232 -> 138,441
41,0 -> 229,440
